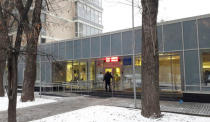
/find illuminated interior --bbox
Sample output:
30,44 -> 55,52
135,56 -> 141,66
202,52 -> 210,85
79,62 -> 87,81
52,54 -> 181,91
66,62 -> 73,82
105,68 -> 112,73
159,54 -> 181,90
202,53 -> 210,70
90,61 -> 96,81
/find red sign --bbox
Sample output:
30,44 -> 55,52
105,57 -> 119,62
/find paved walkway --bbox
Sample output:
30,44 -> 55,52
0,94 -> 210,122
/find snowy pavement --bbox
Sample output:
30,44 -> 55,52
0,95 -> 57,112
1,95 -> 210,122
31,105 -> 210,122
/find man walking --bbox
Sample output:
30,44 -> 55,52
103,71 -> 113,92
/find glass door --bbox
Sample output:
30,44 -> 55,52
113,67 -> 121,91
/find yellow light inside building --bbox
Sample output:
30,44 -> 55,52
116,67 -> 121,76
135,57 -> 141,66
66,63 -> 72,82
203,62 -> 210,69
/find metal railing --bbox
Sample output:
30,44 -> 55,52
38,80 -> 93,96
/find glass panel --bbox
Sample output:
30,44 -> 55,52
73,61 -> 79,81
135,29 -> 141,54
75,22 -> 78,37
74,40 -> 81,59
163,23 -> 182,51
59,42 -> 65,60
157,26 -> 163,52
184,51 -> 200,87
159,53 -> 181,91
40,46 -> 46,61
66,61 -> 73,82
78,2 -> 82,17
99,12 -> 102,25
79,23 -> 83,37
135,56 -> 141,88
87,6 -> 91,21
122,31 -> 132,55
122,56 -> 133,90
94,60 -> 104,90
41,62 -> 46,82
66,41 -> 73,59
45,45 -> 51,61
52,43 -> 59,59
91,36 -> 100,57
91,9 -> 94,22
183,20 -> 198,49
80,61 -> 87,81
82,38 -> 90,58
87,25 -> 91,36
101,35 -> 110,57
198,17 -> 210,48
91,27 -> 94,35
46,63 -> 51,83
83,24 -> 87,36
90,61 -> 96,81
52,62 -> 66,82
111,33 -> 121,55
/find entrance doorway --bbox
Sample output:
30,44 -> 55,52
104,67 -> 121,91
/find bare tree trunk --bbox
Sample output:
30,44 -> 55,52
0,29 -> 7,97
0,61 -> 6,96
141,0 -> 160,118
7,53 -> 18,122
0,1 -> 10,97
21,0 -> 42,102
21,40 -> 39,101
0,25 -> 9,97
1,0 -> 33,121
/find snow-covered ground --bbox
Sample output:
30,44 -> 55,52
0,95 -> 57,112
31,105 -> 210,122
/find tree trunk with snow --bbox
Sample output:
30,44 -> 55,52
21,0 -> 42,102
141,0 -> 161,118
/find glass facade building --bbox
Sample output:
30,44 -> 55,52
18,14 -> 210,93
74,0 -> 103,37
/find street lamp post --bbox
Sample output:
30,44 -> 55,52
132,0 -> 137,108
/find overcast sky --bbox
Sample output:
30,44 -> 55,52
102,0 -> 210,32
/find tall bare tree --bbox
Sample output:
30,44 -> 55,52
0,0 -> 13,97
0,14 -> 7,97
0,0 -> 35,121
21,0 -> 43,102
141,0 -> 161,118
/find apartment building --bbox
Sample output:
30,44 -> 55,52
41,0 -> 103,43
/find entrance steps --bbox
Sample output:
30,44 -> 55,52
71,90 -> 183,101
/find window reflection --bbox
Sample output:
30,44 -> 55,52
52,62 -> 66,82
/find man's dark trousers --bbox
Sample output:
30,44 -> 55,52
105,81 -> 111,92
